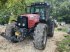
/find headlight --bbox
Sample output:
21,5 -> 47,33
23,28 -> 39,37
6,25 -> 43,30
18,23 -> 20,26
22,23 -> 25,26
42,17 -> 45,19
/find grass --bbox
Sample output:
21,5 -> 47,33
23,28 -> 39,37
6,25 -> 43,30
57,35 -> 70,52
60,27 -> 68,32
55,26 -> 68,32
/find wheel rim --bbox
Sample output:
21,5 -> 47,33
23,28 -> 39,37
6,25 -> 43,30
43,28 -> 47,45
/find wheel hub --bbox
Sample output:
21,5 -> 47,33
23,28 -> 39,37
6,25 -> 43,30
15,31 -> 21,36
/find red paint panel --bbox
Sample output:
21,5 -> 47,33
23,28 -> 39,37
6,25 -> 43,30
28,14 -> 39,28
21,14 -> 40,29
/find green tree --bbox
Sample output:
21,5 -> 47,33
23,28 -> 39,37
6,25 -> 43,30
0,0 -> 70,24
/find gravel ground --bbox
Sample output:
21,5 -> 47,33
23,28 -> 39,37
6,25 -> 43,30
0,26 -> 67,52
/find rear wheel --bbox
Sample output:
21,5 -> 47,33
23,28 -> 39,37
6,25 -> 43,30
33,23 -> 47,50
48,20 -> 54,37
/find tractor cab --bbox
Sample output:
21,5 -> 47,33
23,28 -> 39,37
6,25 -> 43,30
26,2 -> 50,20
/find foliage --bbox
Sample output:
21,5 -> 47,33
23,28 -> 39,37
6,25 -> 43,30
0,0 -> 70,24
51,0 -> 70,23
57,26 -> 68,32
57,35 -> 70,52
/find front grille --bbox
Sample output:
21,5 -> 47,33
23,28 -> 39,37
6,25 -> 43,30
17,16 -> 28,28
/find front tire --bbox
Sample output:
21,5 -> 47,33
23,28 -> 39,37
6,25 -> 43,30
33,23 -> 47,50
5,22 -> 19,43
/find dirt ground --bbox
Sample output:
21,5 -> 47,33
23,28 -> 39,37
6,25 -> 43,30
0,25 -> 67,52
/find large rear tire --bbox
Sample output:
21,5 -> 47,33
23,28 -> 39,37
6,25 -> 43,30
48,20 -> 54,37
5,22 -> 19,43
33,23 -> 47,50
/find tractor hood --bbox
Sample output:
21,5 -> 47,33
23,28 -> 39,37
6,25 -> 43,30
20,14 -> 40,28
21,14 -> 40,20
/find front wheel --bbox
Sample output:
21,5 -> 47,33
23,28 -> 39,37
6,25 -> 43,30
33,23 -> 47,50
5,22 -> 19,43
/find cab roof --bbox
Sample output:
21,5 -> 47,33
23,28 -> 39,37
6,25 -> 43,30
30,2 -> 50,8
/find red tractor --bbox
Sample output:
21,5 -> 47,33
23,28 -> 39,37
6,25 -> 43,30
5,2 -> 54,50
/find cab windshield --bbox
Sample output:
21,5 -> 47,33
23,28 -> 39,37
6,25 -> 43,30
26,7 -> 46,19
